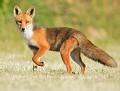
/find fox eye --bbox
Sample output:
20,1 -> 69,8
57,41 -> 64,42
26,21 -> 30,23
17,20 -> 22,23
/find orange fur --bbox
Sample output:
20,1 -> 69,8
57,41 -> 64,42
32,28 -> 50,66
60,37 -> 78,73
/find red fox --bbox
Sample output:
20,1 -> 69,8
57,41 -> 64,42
13,5 -> 117,74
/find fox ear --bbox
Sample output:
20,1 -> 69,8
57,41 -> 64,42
13,5 -> 22,16
26,6 -> 35,18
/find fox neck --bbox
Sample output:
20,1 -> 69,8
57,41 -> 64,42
19,24 -> 34,40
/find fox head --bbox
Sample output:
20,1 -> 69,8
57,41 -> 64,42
13,5 -> 35,32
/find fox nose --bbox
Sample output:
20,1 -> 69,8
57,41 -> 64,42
21,28 -> 25,32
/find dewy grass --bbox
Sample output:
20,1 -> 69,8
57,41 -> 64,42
0,50 -> 120,91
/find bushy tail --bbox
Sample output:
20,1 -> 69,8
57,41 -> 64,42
81,41 -> 117,67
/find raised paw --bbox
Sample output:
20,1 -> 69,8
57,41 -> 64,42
39,62 -> 44,66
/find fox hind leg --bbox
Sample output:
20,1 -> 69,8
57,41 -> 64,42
70,47 -> 86,74
60,37 -> 78,74
60,50 -> 72,74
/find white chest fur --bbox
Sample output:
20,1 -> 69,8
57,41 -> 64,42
18,24 -> 39,47
20,24 -> 33,40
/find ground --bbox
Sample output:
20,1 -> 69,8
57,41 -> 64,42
0,49 -> 120,91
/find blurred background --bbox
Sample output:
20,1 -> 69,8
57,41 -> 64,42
0,0 -> 120,53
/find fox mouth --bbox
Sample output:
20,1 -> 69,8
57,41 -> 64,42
21,30 -> 24,32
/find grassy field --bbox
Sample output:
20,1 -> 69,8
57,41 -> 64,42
0,48 -> 120,91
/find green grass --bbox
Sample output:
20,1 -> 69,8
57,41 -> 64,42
0,0 -> 120,45
0,49 -> 120,91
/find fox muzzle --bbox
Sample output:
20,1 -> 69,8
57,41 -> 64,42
21,28 -> 25,32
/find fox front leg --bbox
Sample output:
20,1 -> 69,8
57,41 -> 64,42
32,46 -> 50,67
33,63 -> 37,71
28,45 -> 39,71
